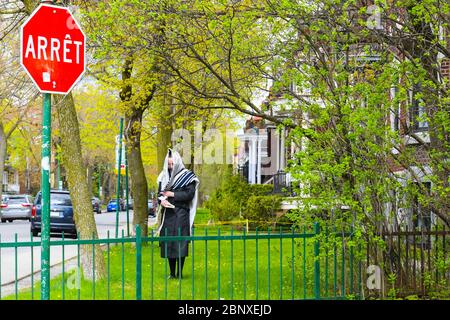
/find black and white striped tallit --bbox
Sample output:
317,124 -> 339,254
170,169 -> 197,190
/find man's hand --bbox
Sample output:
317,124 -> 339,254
162,191 -> 174,198
161,199 -> 174,208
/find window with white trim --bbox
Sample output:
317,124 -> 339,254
410,84 -> 429,132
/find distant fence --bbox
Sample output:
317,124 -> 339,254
0,223 -> 448,300
365,225 -> 450,299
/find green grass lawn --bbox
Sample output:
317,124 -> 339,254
3,209 -> 323,300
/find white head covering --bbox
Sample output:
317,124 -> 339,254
156,148 -> 200,235
157,148 -> 185,192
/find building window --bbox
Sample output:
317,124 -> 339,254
410,84 -> 429,132
412,182 -> 432,231
260,130 -> 268,158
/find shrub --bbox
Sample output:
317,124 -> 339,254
243,195 -> 283,229
205,171 -> 278,225
204,173 -> 244,221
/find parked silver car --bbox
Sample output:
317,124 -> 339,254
1,194 -> 33,223
0,195 -> 5,221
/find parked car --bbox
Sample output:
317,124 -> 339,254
1,194 -> 33,223
106,199 -> 125,212
0,194 -> 6,221
126,198 -> 133,210
91,197 -> 101,214
30,189 -> 77,238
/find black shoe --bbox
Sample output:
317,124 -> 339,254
168,275 -> 177,280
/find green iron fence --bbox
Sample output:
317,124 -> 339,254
0,223 -> 366,300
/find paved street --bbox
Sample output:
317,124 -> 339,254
0,210 -> 156,297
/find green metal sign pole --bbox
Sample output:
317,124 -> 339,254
125,148 -> 130,237
115,118 -> 124,239
41,93 -> 51,300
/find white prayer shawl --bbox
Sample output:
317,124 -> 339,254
156,149 -> 200,236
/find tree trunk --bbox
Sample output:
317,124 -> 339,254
125,110 -> 149,237
86,165 -> 93,197
156,105 -> 173,172
119,56 -> 156,237
53,94 -> 106,280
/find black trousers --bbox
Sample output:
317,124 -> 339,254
168,257 -> 185,277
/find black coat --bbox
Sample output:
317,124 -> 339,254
158,181 -> 196,258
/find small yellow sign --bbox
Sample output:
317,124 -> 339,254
114,165 -> 126,175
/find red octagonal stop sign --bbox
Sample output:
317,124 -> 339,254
20,4 -> 86,94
